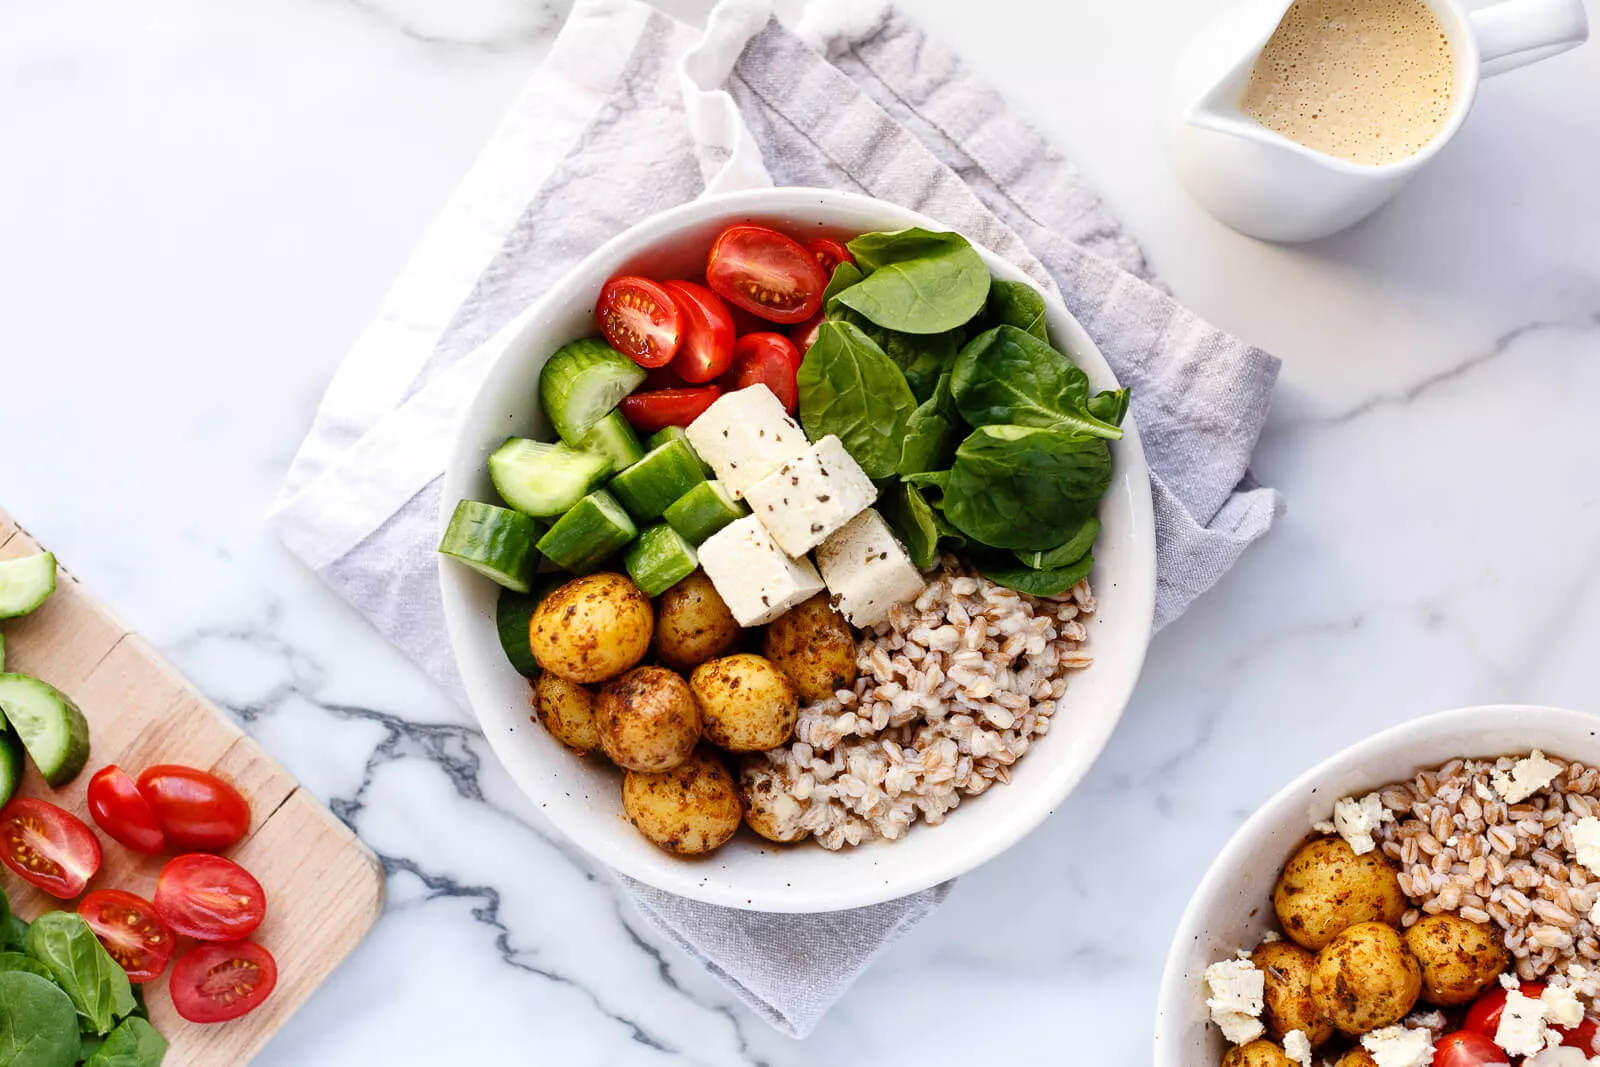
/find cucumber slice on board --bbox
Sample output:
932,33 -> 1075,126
662,480 -> 747,544
573,410 -> 645,473
0,729 -> 22,808
0,552 -> 56,619
0,674 -> 91,787
489,438 -> 613,518
609,439 -> 706,521
537,491 -> 637,575
438,500 -> 541,593
624,525 -> 698,598
495,573 -> 565,678
540,337 -> 648,443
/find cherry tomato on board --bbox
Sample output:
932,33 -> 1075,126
137,765 -> 251,851
725,333 -> 800,413
660,281 -> 735,383
170,941 -> 278,1024
705,225 -> 828,325
789,311 -> 826,357
87,765 -> 166,854
78,889 -> 176,984
1433,1031 -> 1509,1067
596,276 -> 683,367
155,853 -> 266,941
618,386 -> 722,434
805,237 -> 854,277
0,798 -> 102,899
1464,983 -> 1545,1037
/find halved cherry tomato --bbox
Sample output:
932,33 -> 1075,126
137,765 -> 251,851
155,853 -> 266,941
705,225 -> 827,325
1568,1017 -> 1600,1053
87,765 -> 166,854
642,361 -> 688,391
660,280 -> 735,383
0,798 -> 101,899
79,889 -> 176,983
170,941 -> 277,1024
725,333 -> 799,413
805,237 -> 854,277
596,276 -> 682,367
1434,1030 -> 1509,1066
790,311 -> 826,357
618,386 -> 721,434
1464,983 -> 1545,1037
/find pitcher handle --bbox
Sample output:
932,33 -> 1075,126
1469,0 -> 1589,78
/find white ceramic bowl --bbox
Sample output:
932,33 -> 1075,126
1154,703 -> 1600,1062
440,187 -> 1156,912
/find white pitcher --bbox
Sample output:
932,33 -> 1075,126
1168,0 -> 1589,242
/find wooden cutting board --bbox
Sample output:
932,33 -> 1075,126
0,510 -> 385,1065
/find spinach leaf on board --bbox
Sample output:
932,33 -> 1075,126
980,279 -> 1049,342
883,484 -> 940,572
898,372 -> 962,476
24,914 -> 134,1036
127,985 -> 148,1023
0,955 -> 54,984
979,551 -> 1095,597
1015,516 -> 1100,571
796,320 -> 918,480
822,262 -> 865,314
943,425 -> 1112,551
951,326 -> 1123,440
83,1017 -> 167,1067
835,229 -> 990,335
1087,388 -> 1130,426
0,970 -> 79,1067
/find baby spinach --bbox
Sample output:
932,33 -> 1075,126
979,551 -> 1095,597
822,262 -> 865,312
884,484 -> 939,571
898,372 -> 962,476
1088,388 -> 1130,426
0,892 -> 20,954
951,327 -> 1123,440
835,228 -> 990,335
0,971 -> 79,1067
931,510 -> 967,549
1015,516 -> 1100,571
980,279 -> 1048,342
82,1018 -> 166,1067
24,915 -> 134,1037
942,425 -> 1112,551
796,320 -> 918,480
0,955 -> 53,984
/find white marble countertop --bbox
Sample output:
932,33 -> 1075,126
3,0 -> 1597,1062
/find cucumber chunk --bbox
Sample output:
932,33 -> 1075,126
0,729 -> 21,808
609,439 -> 707,521
624,525 -> 699,598
495,573 -> 565,678
489,438 -> 613,518
540,337 -> 648,443
646,426 -> 713,475
0,674 -> 91,787
0,553 -> 56,619
439,500 -> 541,592
663,480 -> 747,545
536,490 -> 637,575
573,410 -> 645,472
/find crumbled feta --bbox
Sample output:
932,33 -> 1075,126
1494,750 -> 1564,804
1330,792 -> 1394,855
697,516 -> 825,626
1503,971 -> 1524,990
814,509 -> 927,629
1497,988 -> 1551,1056
1574,816 -> 1600,876
1404,1009 -> 1447,1033
1543,983 -> 1586,1028
685,385 -> 809,498
1203,956 -> 1264,1045
1282,1029 -> 1312,1067
1361,1024 -> 1436,1067
744,434 -> 877,556
1525,1048 -> 1592,1067
1260,930 -> 1282,943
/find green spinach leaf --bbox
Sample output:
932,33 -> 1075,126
1087,388 -> 1130,426
884,484 -> 939,571
1015,516 -> 1100,571
980,279 -> 1049,342
978,551 -> 1095,597
0,970 -> 79,1067
796,320 -> 918,479
931,510 -> 967,549
23,914 -> 134,1036
902,469 -> 950,498
898,372 -> 962,475
836,229 -> 990,335
833,311 -> 958,402
82,1017 -> 166,1067
943,425 -> 1111,551
0,954 -> 54,984
951,326 -> 1123,440
0,918 -> 23,957
822,262 -> 865,314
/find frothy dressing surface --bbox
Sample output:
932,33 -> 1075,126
1241,0 -> 1455,165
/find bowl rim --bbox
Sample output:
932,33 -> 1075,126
440,186 -> 1157,911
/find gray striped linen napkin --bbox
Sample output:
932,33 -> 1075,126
269,0 -> 1282,1036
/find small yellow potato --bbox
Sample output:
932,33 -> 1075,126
622,750 -> 742,855
654,570 -> 741,673
1220,1040 -> 1296,1067
1273,837 -> 1407,950
597,666 -> 700,772
532,673 -> 600,753
530,572 -> 653,683
739,759 -> 809,844
1333,1052 -> 1378,1067
690,654 -> 799,752
1310,922 -> 1422,1034
1404,914 -> 1508,1006
762,594 -> 859,702
1252,940 -> 1333,1046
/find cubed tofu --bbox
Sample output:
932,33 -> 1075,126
685,385 -> 809,499
815,509 -> 927,629
698,515 -> 825,627
744,435 -> 878,557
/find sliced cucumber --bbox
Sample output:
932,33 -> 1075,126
644,426 -> 712,475
439,500 -> 541,592
1015,517 -> 1100,571
624,525 -> 699,598
0,729 -> 22,808
536,490 -> 637,575
495,574 -> 565,678
540,337 -> 648,443
0,674 -> 91,787
573,410 -> 645,473
609,439 -> 707,521
662,480 -> 747,545
0,553 -> 56,620
489,438 -> 613,518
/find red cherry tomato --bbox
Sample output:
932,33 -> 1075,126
618,386 -> 722,434
789,312 -> 826,358
87,766 -> 166,854
170,941 -> 277,1024
805,237 -> 855,277
78,889 -> 176,983
1567,1017 -> 1600,1053
0,798 -> 101,899
1434,1030 -> 1510,1066
155,853 -> 266,941
660,281 -> 735,383
725,333 -> 800,412
596,276 -> 683,367
137,765 -> 251,851
641,361 -> 688,391
705,225 -> 827,325
1464,983 -> 1545,1037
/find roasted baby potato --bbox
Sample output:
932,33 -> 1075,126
739,759 -> 809,844
690,654 -> 799,752
1310,921 -> 1422,1033
622,749 -> 741,854
597,666 -> 700,772
1405,914 -> 1508,1006
1252,940 -> 1333,1046
533,673 -> 600,753
762,593 -> 858,702
1221,1040 -> 1296,1067
530,572 -> 653,683
1333,1052 -> 1378,1067
1273,837 -> 1407,950
654,570 -> 741,673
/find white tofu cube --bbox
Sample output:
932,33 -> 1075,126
744,435 -> 878,557
698,516 -> 825,627
685,385 -> 809,499
815,509 -> 927,629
